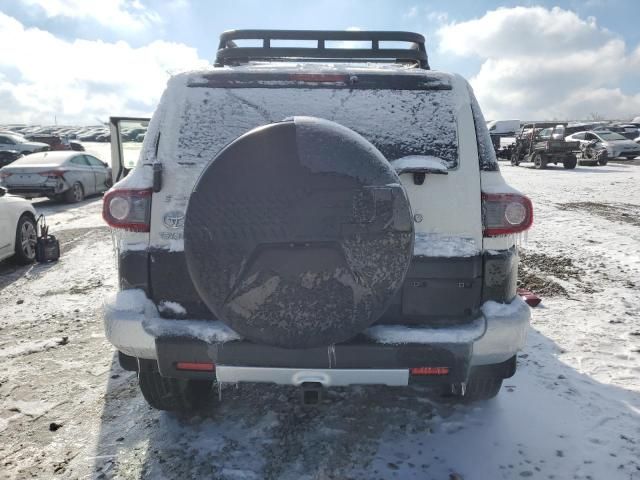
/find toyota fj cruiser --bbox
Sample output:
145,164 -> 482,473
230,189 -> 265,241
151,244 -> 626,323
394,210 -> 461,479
103,30 -> 533,412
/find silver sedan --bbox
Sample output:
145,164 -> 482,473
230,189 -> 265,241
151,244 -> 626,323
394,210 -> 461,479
0,151 -> 112,203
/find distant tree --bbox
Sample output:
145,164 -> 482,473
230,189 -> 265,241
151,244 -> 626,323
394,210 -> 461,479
589,112 -> 605,121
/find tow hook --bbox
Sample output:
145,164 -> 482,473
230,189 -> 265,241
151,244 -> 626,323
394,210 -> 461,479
451,382 -> 467,396
300,382 -> 323,406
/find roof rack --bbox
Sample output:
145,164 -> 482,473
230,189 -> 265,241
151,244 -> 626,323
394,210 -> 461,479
215,29 -> 429,69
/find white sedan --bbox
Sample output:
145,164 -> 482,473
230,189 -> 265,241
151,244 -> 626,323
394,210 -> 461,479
0,186 -> 37,263
566,130 -> 640,159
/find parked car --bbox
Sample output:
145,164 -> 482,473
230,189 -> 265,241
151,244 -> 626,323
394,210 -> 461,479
566,130 -> 640,159
25,134 -> 85,152
0,150 -> 23,168
593,124 -> 639,140
0,133 -> 49,155
103,29 -> 533,413
0,186 -> 37,264
487,120 -> 520,135
0,151 -> 112,202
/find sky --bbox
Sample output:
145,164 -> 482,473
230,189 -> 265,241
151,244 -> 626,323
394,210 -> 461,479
0,0 -> 639,125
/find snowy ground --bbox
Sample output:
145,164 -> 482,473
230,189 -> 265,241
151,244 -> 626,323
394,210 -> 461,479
0,160 -> 639,479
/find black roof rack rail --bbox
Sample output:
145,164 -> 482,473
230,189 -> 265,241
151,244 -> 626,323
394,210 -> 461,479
215,29 -> 429,69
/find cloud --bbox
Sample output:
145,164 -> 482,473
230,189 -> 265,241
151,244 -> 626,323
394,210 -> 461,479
437,6 -> 640,120
0,12 -> 207,124
17,0 -> 161,32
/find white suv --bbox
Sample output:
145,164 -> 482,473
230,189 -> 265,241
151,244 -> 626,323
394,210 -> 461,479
103,30 -> 533,412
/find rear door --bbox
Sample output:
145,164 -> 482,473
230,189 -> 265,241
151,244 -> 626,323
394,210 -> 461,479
148,72 -> 484,323
68,155 -> 96,194
85,154 -> 110,192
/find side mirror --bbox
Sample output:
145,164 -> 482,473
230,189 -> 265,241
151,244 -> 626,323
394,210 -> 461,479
0,186 -> 6,197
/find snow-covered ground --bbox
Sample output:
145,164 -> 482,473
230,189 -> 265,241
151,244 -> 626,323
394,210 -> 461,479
0,161 -> 639,479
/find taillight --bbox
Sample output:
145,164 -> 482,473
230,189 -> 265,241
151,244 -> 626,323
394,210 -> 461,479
410,367 -> 449,376
175,362 -> 215,372
288,73 -> 348,83
38,170 -> 66,177
482,192 -> 533,237
0,172 -> 12,179
102,189 -> 152,232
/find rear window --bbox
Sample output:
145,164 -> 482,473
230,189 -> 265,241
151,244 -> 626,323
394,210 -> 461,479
12,154 -> 66,165
177,87 -> 459,168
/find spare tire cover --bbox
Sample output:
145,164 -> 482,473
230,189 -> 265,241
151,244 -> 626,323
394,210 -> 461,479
184,116 -> 414,349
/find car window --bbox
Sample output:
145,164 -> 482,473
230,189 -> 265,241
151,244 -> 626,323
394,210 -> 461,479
70,156 -> 90,166
0,135 -> 15,145
585,133 -> 595,140
85,155 -> 105,167
597,131 -> 627,141
538,128 -> 552,138
572,132 -> 586,140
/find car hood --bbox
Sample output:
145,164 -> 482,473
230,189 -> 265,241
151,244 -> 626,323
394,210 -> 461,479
20,141 -> 49,148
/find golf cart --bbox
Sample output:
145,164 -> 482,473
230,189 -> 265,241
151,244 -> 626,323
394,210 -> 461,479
510,123 -> 579,169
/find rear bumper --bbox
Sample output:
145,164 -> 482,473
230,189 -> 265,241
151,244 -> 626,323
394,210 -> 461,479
104,291 -> 530,385
5,182 -> 66,197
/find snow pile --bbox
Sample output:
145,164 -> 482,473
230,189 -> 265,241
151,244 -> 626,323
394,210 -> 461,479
413,232 -> 479,257
158,300 -> 187,317
366,297 -> 529,345
481,295 -> 529,318
365,316 -> 485,344
103,289 -> 242,345
144,318 -> 241,343
391,155 -> 449,174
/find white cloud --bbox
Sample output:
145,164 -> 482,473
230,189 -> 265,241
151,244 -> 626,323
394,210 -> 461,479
0,12 -> 207,124
437,6 -> 640,120
17,0 -> 161,32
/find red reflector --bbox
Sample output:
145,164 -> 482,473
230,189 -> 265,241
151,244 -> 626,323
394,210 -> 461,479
288,73 -> 347,83
410,367 -> 449,376
175,362 -> 215,372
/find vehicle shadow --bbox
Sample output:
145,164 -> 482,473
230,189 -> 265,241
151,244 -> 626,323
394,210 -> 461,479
509,164 -> 629,174
90,328 -> 640,479
0,258 -> 57,291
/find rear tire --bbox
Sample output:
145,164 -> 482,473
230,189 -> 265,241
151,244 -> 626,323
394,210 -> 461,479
563,155 -> 577,169
64,182 -> 84,203
138,370 -> 213,413
533,153 -> 547,169
13,215 -> 37,264
510,153 -> 520,166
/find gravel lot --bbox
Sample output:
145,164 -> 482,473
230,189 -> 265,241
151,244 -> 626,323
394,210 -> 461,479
0,160 -> 639,479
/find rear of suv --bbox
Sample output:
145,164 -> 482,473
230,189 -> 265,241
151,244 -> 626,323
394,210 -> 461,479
103,30 -> 533,412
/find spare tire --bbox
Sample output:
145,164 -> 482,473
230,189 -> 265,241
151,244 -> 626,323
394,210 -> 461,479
184,117 -> 414,348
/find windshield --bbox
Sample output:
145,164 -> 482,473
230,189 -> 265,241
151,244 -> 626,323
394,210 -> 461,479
597,131 -> 627,141
180,87 -> 459,168
4,134 -> 25,144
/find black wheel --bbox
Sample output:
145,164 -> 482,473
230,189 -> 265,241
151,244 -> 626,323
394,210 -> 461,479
563,155 -> 577,169
625,156 -> 636,160
64,182 -> 84,203
14,215 -> 37,264
184,117 -> 413,349
138,370 -> 213,413
533,153 -> 547,169
510,153 -> 520,166
599,157 -> 608,166
447,375 -> 503,402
